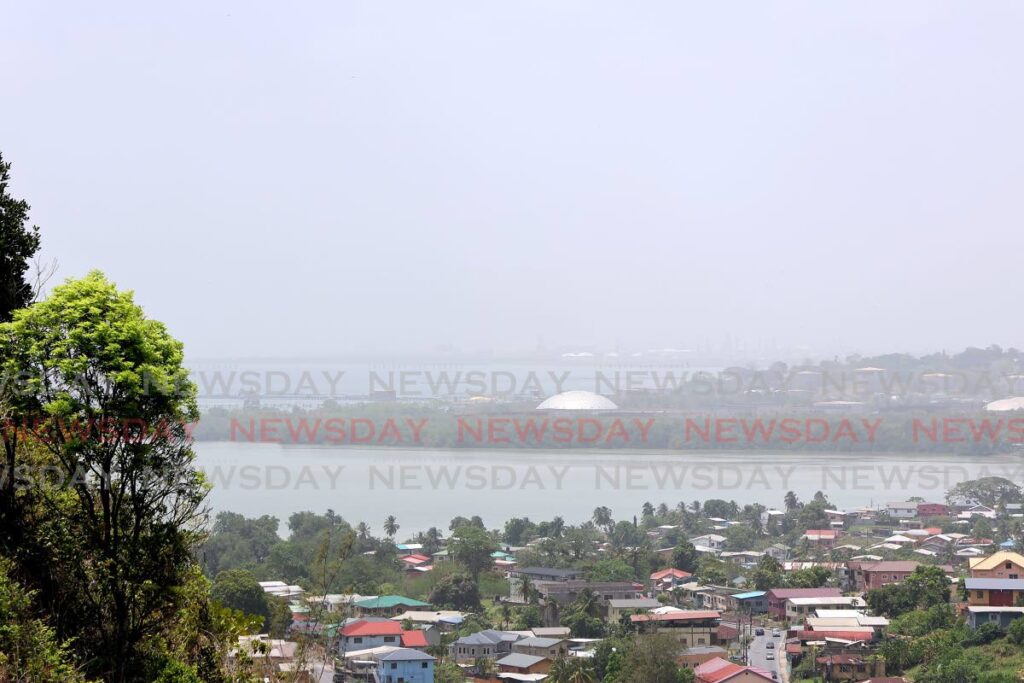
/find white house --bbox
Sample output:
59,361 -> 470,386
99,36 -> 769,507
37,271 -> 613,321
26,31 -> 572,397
886,502 -> 918,519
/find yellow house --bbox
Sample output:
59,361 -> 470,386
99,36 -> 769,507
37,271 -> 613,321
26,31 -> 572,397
969,552 -> 1024,579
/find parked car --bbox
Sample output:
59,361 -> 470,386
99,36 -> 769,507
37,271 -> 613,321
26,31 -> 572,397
755,628 -> 765,635
766,641 -> 774,649
772,629 -> 780,637
766,653 -> 775,660
771,672 -> 778,679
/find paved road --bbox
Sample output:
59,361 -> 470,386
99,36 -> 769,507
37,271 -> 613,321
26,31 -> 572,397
746,629 -> 781,680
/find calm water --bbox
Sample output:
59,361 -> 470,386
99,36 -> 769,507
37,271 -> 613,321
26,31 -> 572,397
194,442 -> 1024,532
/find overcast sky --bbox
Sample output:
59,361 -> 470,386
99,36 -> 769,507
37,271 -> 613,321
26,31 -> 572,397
4,2 -> 1022,360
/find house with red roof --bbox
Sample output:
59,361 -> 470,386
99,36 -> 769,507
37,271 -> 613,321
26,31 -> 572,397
694,656 -> 773,683
400,554 -> 432,572
337,619 -> 429,654
802,529 -> 839,548
651,567 -> 693,589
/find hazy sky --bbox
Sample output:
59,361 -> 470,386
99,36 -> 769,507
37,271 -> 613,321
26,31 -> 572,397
4,2 -> 1022,360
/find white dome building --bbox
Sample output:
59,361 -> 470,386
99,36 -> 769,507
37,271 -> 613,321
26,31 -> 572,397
536,390 -> 618,411
984,397 -> 1024,412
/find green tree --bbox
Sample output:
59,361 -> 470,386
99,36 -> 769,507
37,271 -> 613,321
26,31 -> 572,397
383,515 -> 399,539
948,477 -> 1023,508
620,634 -> 689,683
0,558 -> 91,682
671,541 -> 699,573
593,506 -> 613,533
450,525 -> 497,581
1008,616 -> 1024,644
588,558 -> 635,582
0,151 -> 41,323
0,272 -> 207,682
697,555 -> 728,586
750,555 -> 784,591
210,569 -> 270,624
428,572 -> 482,611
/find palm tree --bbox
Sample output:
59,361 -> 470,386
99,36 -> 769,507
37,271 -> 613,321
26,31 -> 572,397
355,522 -> 370,540
383,515 -> 399,539
519,575 -> 536,604
592,506 -> 613,533
550,516 -> 565,538
641,502 -> 655,518
784,491 -> 800,511
690,500 -> 701,515
549,657 -> 597,683
422,526 -> 443,554
567,659 -> 597,683
656,503 -> 669,517
575,588 -> 600,618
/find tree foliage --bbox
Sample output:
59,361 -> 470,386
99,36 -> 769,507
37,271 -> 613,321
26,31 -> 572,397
0,151 -> 41,323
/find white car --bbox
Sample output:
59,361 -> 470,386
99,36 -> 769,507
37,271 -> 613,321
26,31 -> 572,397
766,653 -> 775,660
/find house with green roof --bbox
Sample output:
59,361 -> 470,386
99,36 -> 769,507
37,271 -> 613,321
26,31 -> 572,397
354,595 -> 431,617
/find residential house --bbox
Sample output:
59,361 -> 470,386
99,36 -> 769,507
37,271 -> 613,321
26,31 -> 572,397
510,637 -> 568,659
400,554 -> 432,572
848,561 -> 953,592
917,502 -> 949,517
959,504 -> 997,520
765,544 -> 790,562
765,588 -> 842,620
694,656 -> 774,683
630,610 -> 724,648
495,653 -> 551,675
530,627 -> 571,638
815,653 -> 885,681
727,591 -> 769,614
531,580 -> 643,607
885,503 -> 918,519
966,606 -> 1024,629
508,566 -> 583,582
607,597 -> 663,621
354,595 -> 431,617
760,510 -> 786,528
651,567 -> 693,590
450,630 -> 521,661
375,648 -> 434,683
395,543 -> 425,556
968,551 -> 1024,579
802,529 -> 839,548
964,578 -> 1024,607
786,596 -> 866,621
508,567 -> 584,601
338,620 -> 428,654
390,610 -> 465,633
679,645 -> 730,671
690,534 -> 727,552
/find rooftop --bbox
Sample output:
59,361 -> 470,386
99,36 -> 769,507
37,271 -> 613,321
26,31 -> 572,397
496,653 -> 549,669
536,390 -> 618,411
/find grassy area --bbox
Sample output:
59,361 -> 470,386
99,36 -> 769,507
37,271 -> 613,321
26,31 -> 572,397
901,640 -> 1024,681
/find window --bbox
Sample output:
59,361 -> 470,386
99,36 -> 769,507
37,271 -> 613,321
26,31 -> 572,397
390,663 -> 397,669
421,662 -> 428,669
353,637 -> 363,644
384,636 -> 396,643
977,591 -> 985,598
1007,562 -> 1012,569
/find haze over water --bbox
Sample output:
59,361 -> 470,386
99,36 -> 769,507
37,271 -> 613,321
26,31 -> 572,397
196,442 -> 1024,533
